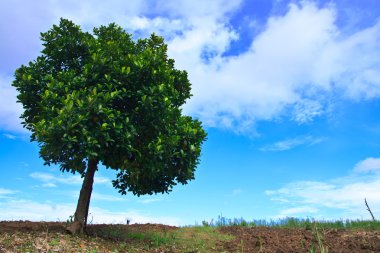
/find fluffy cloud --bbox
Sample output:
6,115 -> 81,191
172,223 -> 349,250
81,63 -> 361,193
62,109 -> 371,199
266,157 -> 380,219
0,188 -> 17,198
354,157 -> 380,173
30,172 -> 110,186
1,1 -> 380,134
179,2 -> 380,132
0,199 -> 180,225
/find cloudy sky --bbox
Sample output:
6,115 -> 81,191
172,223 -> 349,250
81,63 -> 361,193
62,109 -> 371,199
1,0 -> 380,225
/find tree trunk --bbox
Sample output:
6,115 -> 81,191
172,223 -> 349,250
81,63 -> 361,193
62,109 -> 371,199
67,158 -> 98,234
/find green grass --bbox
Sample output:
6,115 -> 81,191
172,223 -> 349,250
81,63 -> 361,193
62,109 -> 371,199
90,225 -> 174,246
88,224 -> 232,252
0,225 -> 233,253
200,215 -> 380,230
309,222 -> 329,253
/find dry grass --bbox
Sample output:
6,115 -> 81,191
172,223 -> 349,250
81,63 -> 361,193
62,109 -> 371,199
0,231 -> 128,253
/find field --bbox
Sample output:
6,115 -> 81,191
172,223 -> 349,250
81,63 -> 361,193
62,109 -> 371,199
1,217 -> 380,252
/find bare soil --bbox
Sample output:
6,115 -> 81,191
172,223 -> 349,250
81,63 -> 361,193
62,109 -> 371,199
1,221 -> 380,252
218,226 -> 380,252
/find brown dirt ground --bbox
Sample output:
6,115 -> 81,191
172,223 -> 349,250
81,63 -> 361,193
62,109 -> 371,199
1,221 -> 380,252
218,226 -> 380,253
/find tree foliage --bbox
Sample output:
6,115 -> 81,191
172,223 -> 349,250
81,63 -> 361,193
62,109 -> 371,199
13,18 -> 207,196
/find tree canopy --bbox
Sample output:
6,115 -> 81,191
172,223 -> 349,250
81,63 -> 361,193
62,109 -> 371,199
13,18 -> 207,197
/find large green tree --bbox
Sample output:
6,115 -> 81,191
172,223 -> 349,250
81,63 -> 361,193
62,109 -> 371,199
12,19 -> 206,234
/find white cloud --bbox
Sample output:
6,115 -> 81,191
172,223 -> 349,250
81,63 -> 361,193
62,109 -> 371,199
292,99 -> 324,124
176,1 -> 380,132
279,206 -> 319,216
30,172 -> 82,185
94,176 -> 111,184
0,75 -> 24,132
0,199 -> 180,225
0,1 -> 54,74
88,207 -> 180,225
0,188 -> 17,198
266,157 -> 380,219
138,198 -> 162,204
0,200 -> 74,222
260,135 -> 325,152
176,2 -> 339,130
2,133 -> 17,140
30,172 -> 110,186
354,157 -> 380,173
58,0 -> 143,23
91,192 -> 124,202
156,0 -> 242,19
42,183 -> 57,188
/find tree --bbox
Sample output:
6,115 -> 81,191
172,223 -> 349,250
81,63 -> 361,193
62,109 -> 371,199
12,19 -> 207,234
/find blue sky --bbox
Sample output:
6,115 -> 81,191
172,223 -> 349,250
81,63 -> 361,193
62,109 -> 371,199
1,0 -> 380,226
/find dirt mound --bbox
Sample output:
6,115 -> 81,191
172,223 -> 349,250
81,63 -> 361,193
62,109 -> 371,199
0,221 -> 176,235
218,226 -> 380,252
2,221 -> 380,252
0,221 -> 67,233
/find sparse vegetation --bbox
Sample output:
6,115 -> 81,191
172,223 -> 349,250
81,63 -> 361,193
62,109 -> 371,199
201,215 -> 380,230
1,217 -> 380,252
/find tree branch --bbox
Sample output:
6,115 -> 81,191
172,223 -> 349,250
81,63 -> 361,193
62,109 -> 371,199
365,198 -> 376,221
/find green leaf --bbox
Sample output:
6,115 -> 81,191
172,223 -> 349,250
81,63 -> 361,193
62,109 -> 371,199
121,66 -> 131,75
67,100 -> 73,111
110,91 -> 118,98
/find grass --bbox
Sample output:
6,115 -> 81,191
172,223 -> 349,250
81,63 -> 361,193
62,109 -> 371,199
201,215 -> 380,230
309,222 -> 329,253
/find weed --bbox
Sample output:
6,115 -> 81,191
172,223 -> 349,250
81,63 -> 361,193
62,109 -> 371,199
49,237 -> 60,246
239,238 -> 244,252
66,214 -> 75,225
257,236 -> 265,253
0,233 -> 14,248
310,223 -> 328,253
202,220 -> 210,227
